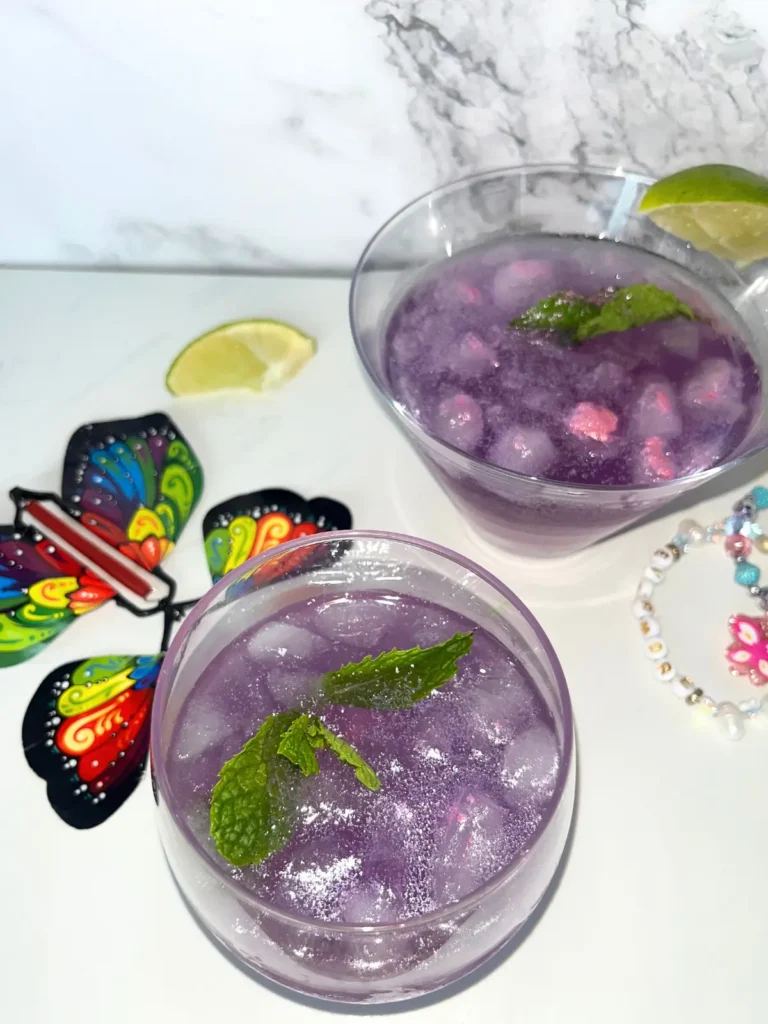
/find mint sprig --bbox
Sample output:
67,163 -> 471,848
321,631 -> 474,710
278,714 -> 380,791
511,292 -> 600,344
511,283 -> 697,346
209,630 -> 474,867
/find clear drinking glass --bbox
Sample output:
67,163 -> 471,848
349,164 -> 768,557
151,531 -> 575,1003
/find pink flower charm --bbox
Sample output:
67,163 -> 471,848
726,614 -> 768,686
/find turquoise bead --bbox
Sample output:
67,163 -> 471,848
735,561 -> 760,587
752,486 -> 768,510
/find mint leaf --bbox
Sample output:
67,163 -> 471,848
576,283 -> 696,341
321,631 -> 474,710
209,710 -> 300,867
277,713 -> 381,791
310,719 -> 381,791
276,713 -> 325,776
510,292 -> 600,344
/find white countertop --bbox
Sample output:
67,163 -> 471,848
1,269 -> 766,1024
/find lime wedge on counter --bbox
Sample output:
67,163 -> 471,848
165,319 -> 316,396
639,164 -> 768,265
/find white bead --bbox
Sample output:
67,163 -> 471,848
638,616 -> 660,639
632,598 -> 654,619
738,697 -> 765,717
671,676 -> 693,699
714,701 -> 745,740
679,519 -> 705,545
636,579 -> 655,599
655,661 -> 676,682
650,547 -> 675,570
645,637 -> 668,661
644,566 -> 665,584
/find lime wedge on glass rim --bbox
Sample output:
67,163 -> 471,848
638,164 -> 768,265
165,319 -> 316,396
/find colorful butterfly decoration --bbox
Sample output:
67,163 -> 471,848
725,613 -> 768,687
205,488 -> 352,598
13,416 -> 352,828
0,413 -> 203,668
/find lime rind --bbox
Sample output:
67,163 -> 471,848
639,164 -> 768,212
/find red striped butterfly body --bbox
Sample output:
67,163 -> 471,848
1,413 -> 203,668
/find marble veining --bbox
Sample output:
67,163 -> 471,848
1,0 -> 767,270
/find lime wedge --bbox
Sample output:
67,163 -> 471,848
166,319 -> 316,396
638,164 -> 768,265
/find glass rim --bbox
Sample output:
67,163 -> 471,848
151,528 -> 574,935
348,160 -> 754,496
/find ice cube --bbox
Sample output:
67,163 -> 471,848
587,360 -> 628,395
631,382 -> 682,439
395,375 -> 428,423
412,712 -> 456,766
523,387 -> 561,418
658,320 -> 700,360
440,331 -> 499,376
318,705 -> 379,751
566,402 -> 619,442
682,358 -> 744,423
432,393 -> 485,453
492,260 -> 556,314
476,665 -> 540,733
634,435 -> 677,483
272,839 -> 362,920
433,790 -> 508,903
410,609 -> 455,649
501,724 -> 559,807
246,621 -> 326,660
467,687 -> 518,747
340,880 -> 405,924
390,328 -> 422,366
296,761 -> 370,830
175,707 -> 235,762
264,668 -> 317,705
488,425 -> 557,475
314,597 -> 398,647
434,277 -> 483,308
680,438 -> 725,476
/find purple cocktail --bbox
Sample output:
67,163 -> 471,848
386,236 -> 758,488
350,167 -> 768,556
152,532 -> 574,1003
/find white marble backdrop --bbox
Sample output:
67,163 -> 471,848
1,0 -> 767,270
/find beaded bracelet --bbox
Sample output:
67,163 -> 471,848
634,517 -> 766,740
719,485 -> 768,609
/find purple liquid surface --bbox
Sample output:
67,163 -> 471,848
166,591 -> 560,924
385,237 -> 760,487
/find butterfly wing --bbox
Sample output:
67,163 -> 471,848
22,653 -> 162,828
202,488 -> 352,585
0,522 -> 115,668
61,412 -> 204,572
726,614 -> 768,683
